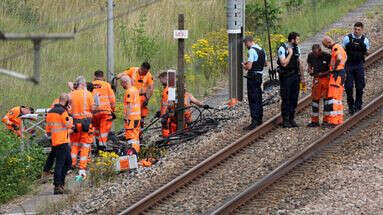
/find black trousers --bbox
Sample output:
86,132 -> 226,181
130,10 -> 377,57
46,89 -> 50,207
345,62 -> 365,110
43,148 -> 56,172
247,72 -> 263,123
53,143 -> 72,186
280,73 -> 300,119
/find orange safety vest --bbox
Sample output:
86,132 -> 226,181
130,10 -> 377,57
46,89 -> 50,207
123,67 -> 154,96
46,104 -> 73,146
69,89 -> 94,119
330,44 -> 347,71
124,86 -> 141,121
92,80 -> 116,113
2,106 -> 22,128
161,86 -> 169,116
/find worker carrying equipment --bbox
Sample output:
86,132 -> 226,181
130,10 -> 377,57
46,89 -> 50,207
69,76 -> 95,176
2,106 -> 34,136
121,75 -> 141,154
117,62 -> 154,135
158,72 -> 209,138
92,70 -> 116,150
322,36 -> 347,126
45,93 -> 73,195
306,44 -> 331,127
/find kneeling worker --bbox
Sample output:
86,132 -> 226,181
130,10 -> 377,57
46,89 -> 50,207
121,75 -> 141,154
307,44 -> 331,127
158,72 -> 209,138
2,106 -> 34,136
45,93 -> 73,194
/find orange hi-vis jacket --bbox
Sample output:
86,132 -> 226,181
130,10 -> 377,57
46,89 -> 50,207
92,80 -> 116,113
123,67 -> 154,96
330,44 -> 347,71
2,106 -> 22,129
124,86 -> 141,121
46,104 -> 73,146
123,67 -> 153,117
161,86 -> 169,116
69,89 -> 94,119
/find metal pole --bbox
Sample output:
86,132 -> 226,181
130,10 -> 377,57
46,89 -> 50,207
264,0 -> 274,71
32,40 -> 41,84
107,0 -> 114,84
176,14 -> 185,131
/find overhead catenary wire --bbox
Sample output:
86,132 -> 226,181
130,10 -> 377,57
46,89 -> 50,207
0,0 -> 162,63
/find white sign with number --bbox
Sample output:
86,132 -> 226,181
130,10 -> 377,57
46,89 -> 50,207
174,30 -> 188,39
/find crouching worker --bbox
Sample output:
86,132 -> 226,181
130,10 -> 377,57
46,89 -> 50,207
2,106 -> 34,137
121,76 -> 141,154
157,72 -> 209,138
45,93 -> 73,195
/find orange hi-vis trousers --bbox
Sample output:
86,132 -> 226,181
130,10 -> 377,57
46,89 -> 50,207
70,120 -> 93,170
324,71 -> 345,125
125,119 -> 141,153
93,112 -> 113,146
311,76 -> 329,123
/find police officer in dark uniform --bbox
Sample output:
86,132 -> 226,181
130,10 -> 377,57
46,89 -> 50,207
343,22 -> 370,115
277,32 -> 306,128
242,36 -> 267,130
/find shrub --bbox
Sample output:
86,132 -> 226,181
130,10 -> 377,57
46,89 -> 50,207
88,151 -> 119,187
0,130 -> 45,203
326,28 -> 349,42
245,1 -> 282,34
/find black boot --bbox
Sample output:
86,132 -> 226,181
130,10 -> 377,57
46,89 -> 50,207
289,115 -> 298,127
282,116 -> 291,128
243,121 -> 257,131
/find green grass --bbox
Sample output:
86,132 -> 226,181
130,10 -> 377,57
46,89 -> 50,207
0,130 -> 45,203
0,0 -> 367,121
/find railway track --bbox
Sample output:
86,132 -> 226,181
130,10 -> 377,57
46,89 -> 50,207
211,93 -> 383,215
118,47 -> 383,215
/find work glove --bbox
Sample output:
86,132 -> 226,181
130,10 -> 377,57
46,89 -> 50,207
155,111 -> 161,118
202,105 -> 210,109
300,82 -> 307,93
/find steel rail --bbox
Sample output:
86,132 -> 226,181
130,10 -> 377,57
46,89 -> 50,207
210,93 -> 383,215
119,46 -> 383,215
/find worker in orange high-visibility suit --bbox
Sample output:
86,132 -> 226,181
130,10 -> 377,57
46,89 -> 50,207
307,44 -> 332,127
117,62 -> 154,135
322,36 -> 347,126
68,76 -> 95,178
157,72 -> 209,138
121,75 -> 141,154
2,106 -> 33,136
45,93 -> 73,195
92,70 -> 116,149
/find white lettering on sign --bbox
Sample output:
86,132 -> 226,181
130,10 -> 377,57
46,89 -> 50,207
174,30 -> 188,39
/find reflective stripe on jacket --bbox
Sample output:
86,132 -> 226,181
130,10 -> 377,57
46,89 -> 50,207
92,80 -> 116,113
46,104 -> 73,146
69,89 -> 94,119
124,86 -> 141,121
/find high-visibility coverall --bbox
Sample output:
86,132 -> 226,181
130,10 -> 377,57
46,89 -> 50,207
92,80 -> 116,147
124,85 -> 141,153
307,52 -> 331,123
123,67 -> 154,128
325,44 -> 347,125
45,104 -> 73,186
69,89 -> 94,170
2,106 -> 23,136
161,87 -> 192,137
